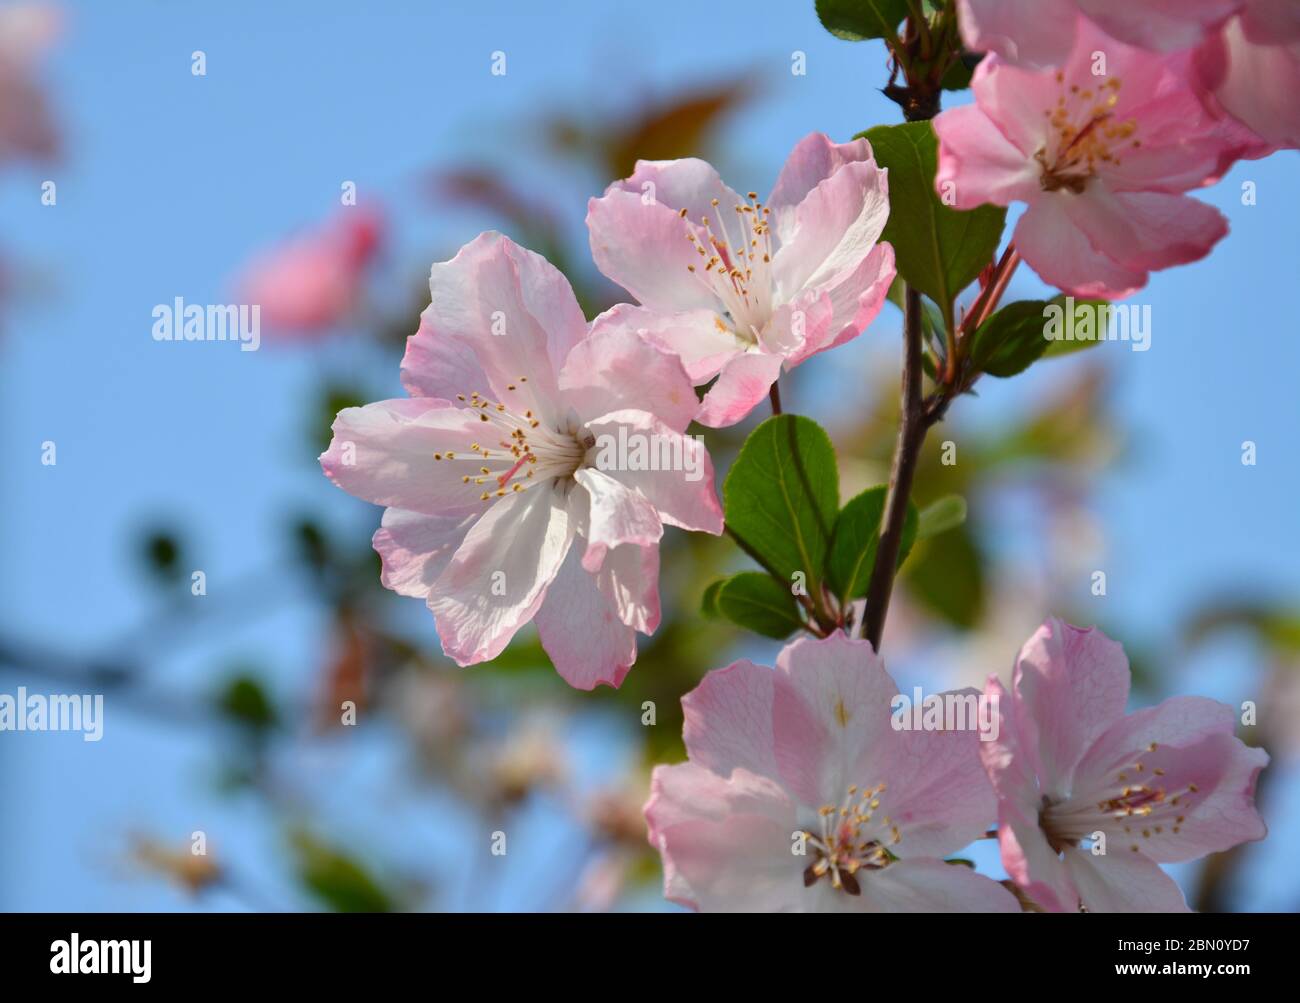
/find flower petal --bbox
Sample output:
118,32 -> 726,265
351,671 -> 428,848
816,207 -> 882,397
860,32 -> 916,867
584,410 -> 723,534
590,303 -> 743,385
767,132 -> 875,221
427,483 -> 574,665
573,467 -> 663,572
560,318 -> 700,432
771,632 -> 901,808
372,508 -> 479,599
1067,188 -> 1228,274
771,158 -> 891,305
997,796 -> 1079,912
783,242 -> 895,365
1010,618 -> 1130,800
695,351 -> 784,428
403,231 -> 583,423
320,398 -> 489,515
587,158 -> 743,314
644,763 -> 803,912
1012,196 -> 1147,300
934,102 -> 1041,208
534,545 -> 640,690
957,0 -> 1077,69
1062,847 -> 1189,912
858,858 -> 1021,913
680,658 -> 781,782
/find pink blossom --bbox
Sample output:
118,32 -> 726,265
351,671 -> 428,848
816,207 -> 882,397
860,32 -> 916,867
958,0 -> 1244,68
586,133 -> 895,427
981,618 -> 1268,912
0,4 -> 61,166
236,206 -> 384,337
645,633 -> 1020,912
320,232 -> 722,690
934,16 -> 1254,299
958,0 -> 1300,151
1197,3 -> 1300,149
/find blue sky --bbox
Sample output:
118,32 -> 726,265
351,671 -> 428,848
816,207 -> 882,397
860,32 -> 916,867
2,0 -> 1297,910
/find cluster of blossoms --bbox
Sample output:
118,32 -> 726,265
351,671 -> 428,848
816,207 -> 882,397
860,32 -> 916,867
318,1 -> 1287,911
937,0 -> 1296,297
647,620 -> 1267,912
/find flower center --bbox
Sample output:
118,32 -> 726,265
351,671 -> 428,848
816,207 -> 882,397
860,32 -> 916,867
1036,74 -> 1140,194
801,783 -> 900,896
1038,742 -> 1205,854
680,192 -> 775,344
437,382 -> 590,503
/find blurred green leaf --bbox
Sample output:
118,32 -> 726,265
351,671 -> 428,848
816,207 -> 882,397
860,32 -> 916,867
827,487 -> 918,603
1184,603 -> 1300,656
862,122 -> 1005,310
917,494 -> 967,539
215,672 -> 278,732
315,385 -> 368,454
291,516 -> 331,574
139,529 -> 184,584
713,572 -> 804,639
905,522 -> 985,628
723,415 -> 839,600
700,579 -> 726,620
290,830 -> 395,913
816,0 -> 909,41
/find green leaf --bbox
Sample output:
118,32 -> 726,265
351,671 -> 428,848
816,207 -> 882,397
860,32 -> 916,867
215,672 -> 278,732
139,529 -> 184,584
723,415 -> 839,598
826,487 -> 919,602
1041,296 -> 1112,358
861,122 -> 1006,310
969,299 -> 1054,377
700,579 -> 726,620
940,51 -> 981,91
714,572 -> 804,639
917,494 -> 967,539
815,0 -> 910,41
905,522 -> 985,629
290,830 -> 395,913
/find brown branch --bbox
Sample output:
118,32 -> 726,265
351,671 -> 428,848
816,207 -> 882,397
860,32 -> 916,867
861,285 -> 928,651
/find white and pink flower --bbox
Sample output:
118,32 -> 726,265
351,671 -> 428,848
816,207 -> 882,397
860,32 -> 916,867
981,618 -> 1268,912
935,15 -> 1257,299
320,232 -> 722,689
587,133 -> 896,427
645,632 -> 1020,912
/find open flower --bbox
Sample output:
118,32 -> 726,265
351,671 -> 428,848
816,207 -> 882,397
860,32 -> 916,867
645,633 -> 1019,912
935,15 -> 1255,299
236,205 -> 385,337
321,232 -> 722,689
587,133 -> 895,427
981,618 -> 1268,912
